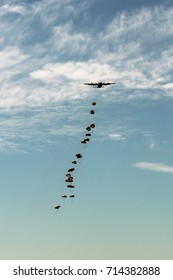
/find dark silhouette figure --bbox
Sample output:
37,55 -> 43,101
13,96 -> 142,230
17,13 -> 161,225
65,177 -> 73,182
76,153 -> 82,158
90,123 -> 95,128
67,185 -> 75,188
68,168 -> 75,172
90,110 -> 95,114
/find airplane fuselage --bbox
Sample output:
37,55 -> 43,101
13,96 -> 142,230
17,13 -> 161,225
97,83 -> 102,88
93,82 -> 104,88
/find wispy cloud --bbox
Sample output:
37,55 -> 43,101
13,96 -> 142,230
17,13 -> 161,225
133,162 -> 173,174
30,61 -> 117,83
148,139 -> 156,150
108,132 -> 126,141
29,5 -> 173,97
0,46 -> 28,70
0,4 -> 28,15
163,82 -> 173,89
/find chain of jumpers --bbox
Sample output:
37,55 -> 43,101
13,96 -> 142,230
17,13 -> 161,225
54,101 -> 96,210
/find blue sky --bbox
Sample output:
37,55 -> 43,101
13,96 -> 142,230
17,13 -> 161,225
0,0 -> 173,259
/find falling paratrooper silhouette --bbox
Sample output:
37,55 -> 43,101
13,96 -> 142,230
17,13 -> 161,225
54,82 -> 115,211
90,123 -> 95,128
76,153 -> 82,158
68,168 -> 75,172
67,185 -> 75,189
65,177 -> 73,183
86,126 -> 91,131
90,110 -> 95,115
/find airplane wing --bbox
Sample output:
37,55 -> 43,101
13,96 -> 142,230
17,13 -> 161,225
103,82 -> 116,86
84,83 -> 98,86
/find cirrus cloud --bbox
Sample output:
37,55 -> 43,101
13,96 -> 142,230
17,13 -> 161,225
133,162 -> 173,174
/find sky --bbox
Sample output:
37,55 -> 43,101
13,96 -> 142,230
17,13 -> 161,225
0,0 -> 173,260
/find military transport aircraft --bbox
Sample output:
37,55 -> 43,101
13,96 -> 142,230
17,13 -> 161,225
84,82 -> 115,88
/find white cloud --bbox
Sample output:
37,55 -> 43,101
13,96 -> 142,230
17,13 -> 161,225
29,5 -> 173,94
163,83 -> 173,89
53,23 -> 91,55
102,6 -> 173,45
96,6 -> 173,94
30,61 -> 117,83
108,133 -> 126,141
0,4 -> 28,15
0,47 -> 28,70
133,162 -> 173,174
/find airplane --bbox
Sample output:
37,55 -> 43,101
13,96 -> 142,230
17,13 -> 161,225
84,82 -> 115,88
